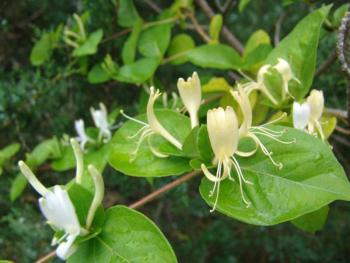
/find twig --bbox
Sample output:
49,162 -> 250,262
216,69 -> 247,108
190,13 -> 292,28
274,12 -> 286,46
315,49 -> 337,77
187,12 -> 211,43
195,0 -> 244,54
35,170 -> 201,263
129,171 -> 200,209
35,251 -> 56,263
335,126 -> 350,136
145,0 -> 162,13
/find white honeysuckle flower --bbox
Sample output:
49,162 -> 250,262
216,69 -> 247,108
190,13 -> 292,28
241,64 -> 279,105
74,119 -> 92,150
90,102 -> 112,143
272,58 -> 300,100
200,106 -> 252,211
177,72 -> 202,128
18,161 -> 83,260
17,139 -> 105,260
293,90 -> 325,140
292,102 -> 310,130
120,87 -> 182,161
231,85 -> 295,169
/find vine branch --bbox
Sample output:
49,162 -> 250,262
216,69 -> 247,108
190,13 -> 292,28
35,170 -> 201,263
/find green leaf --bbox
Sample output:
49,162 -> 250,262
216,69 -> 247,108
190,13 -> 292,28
239,0 -> 251,12
115,57 -> 160,84
332,4 -> 350,28
117,0 -> 140,27
199,126 -> 350,225
264,6 -> 331,99
73,29 -> 103,57
167,34 -> 195,65
30,33 -> 54,66
186,44 -> 241,69
321,115 -> 337,139
109,109 -> 192,177
122,19 -> 143,64
88,63 -> 111,84
10,173 -> 27,201
291,205 -> 329,233
244,30 -> 271,57
138,23 -> 172,58
26,137 -> 61,168
0,143 -> 20,175
209,14 -> 223,43
202,77 -> 232,93
69,206 -> 177,263
52,144 -> 111,192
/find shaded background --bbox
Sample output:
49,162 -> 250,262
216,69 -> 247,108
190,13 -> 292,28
1,0 -> 349,262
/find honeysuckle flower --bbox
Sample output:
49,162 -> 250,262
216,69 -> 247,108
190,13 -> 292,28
293,89 -> 325,140
121,87 -> 182,161
18,139 -> 104,260
231,85 -> 296,169
177,72 -> 202,128
242,58 -> 299,105
18,161 -> 83,260
292,102 -> 310,130
272,58 -> 300,100
90,103 -> 112,143
74,119 -> 92,150
241,64 -> 279,105
200,106 -> 253,212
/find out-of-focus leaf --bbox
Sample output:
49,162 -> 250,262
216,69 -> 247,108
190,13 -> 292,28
88,64 -> 111,84
10,173 -> 27,201
117,0 -> 140,27
332,4 -> 350,28
30,33 -> 53,66
138,23 -> 172,58
202,77 -> 232,93
115,57 -> 160,84
167,34 -> 195,65
209,14 -> 223,43
122,19 -> 143,64
321,115 -> 337,139
291,206 -> 329,233
244,30 -> 271,57
0,143 -> 20,175
187,44 -> 241,69
239,0 -> 251,12
73,29 -> 103,57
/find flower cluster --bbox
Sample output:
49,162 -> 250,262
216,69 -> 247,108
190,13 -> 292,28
120,64 -> 327,212
18,139 -> 104,260
75,102 -> 112,150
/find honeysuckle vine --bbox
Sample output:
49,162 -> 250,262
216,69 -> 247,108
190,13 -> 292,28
7,3 -> 350,262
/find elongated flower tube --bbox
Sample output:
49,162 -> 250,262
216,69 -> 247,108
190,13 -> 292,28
200,106 -> 252,211
293,89 -> 325,140
17,139 -> 105,260
120,87 -> 182,161
177,72 -> 202,128
231,85 -> 295,169
18,161 -> 83,260
242,64 -> 279,105
90,102 -> 111,143
272,58 -> 300,100
74,119 -> 92,151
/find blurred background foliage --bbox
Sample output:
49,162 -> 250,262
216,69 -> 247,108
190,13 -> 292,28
1,0 -> 350,262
